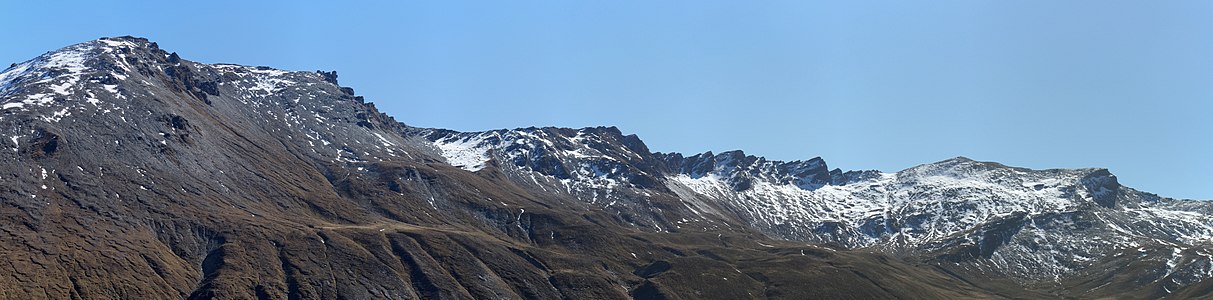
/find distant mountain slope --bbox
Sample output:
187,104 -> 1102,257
0,36 -> 1209,299
424,124 -> 1213,296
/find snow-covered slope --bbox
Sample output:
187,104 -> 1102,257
0,37 -> 424,167
670,156 -> 1213,284
417,126 -> 1213,291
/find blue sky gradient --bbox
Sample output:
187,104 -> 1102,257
3,1 -> 1211,199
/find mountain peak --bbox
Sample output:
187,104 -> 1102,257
946,155 -> 974,162
2,36 -> 165,88
2,38 -> 119,111
1,36 -> 186,118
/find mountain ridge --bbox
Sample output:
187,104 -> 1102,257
1,36 -> 1211,299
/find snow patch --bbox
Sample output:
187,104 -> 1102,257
434,134 -> 491,172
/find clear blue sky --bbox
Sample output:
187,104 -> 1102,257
3,1 -> 1211,199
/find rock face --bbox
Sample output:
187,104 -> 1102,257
0,36 -> 1210,299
